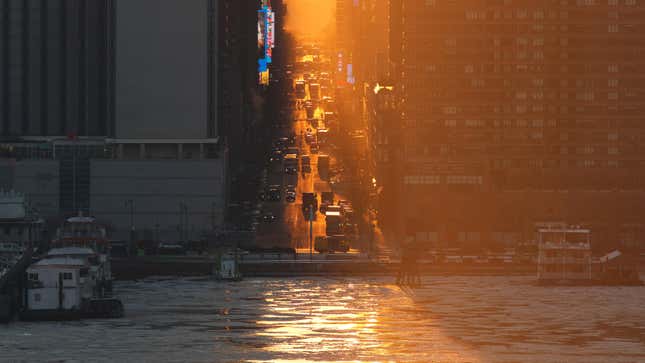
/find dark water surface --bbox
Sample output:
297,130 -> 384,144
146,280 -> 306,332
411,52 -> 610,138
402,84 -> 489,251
1,276 -> 644,362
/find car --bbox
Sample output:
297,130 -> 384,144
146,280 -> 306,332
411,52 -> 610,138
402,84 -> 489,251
288,133 -> 297,146
310,142 -> 319,153
301,155 -> 311,173
305,132 -> 314,144
286,191 -> 296,203
267,185 -> 281,201
270,149 -> 283,163
278,137 -> 290,150
263,213 -> 277,223
286,146 -> 299,157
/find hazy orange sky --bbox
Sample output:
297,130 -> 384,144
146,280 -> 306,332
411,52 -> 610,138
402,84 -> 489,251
284,0 -> 335,39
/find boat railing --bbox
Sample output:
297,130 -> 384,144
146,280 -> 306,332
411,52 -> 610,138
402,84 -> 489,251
58,232 -> 105,239
27,280 -> 44,289
539,242 -> 591,250
539,257 -> 590,264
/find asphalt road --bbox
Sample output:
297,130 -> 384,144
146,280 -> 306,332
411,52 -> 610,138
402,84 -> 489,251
256,72 -> 334,251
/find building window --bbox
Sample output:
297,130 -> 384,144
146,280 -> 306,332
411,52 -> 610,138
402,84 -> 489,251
404,176 -> 441,185
446,176 -> 483,185
576,146 -> 594,155
28,273 -> 39,281
458,232 -> 481,242
62,272 -> 73,280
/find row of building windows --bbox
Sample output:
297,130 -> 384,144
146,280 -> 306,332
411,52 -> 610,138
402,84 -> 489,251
403,175 -> 483,185
492,158 -> 645,168
424,0 -> 637,9
425,64 -> 637,74
405,119 -> 644,130
404,104 -> 645,117
400,158 -> 644,170
414,231 -> 521,244
413,231 -> 643,247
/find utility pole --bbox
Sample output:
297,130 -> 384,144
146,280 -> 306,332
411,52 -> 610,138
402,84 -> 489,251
125,199 -> 135,255
309,208 -> 314,261
179,202 -> 184,243
72,142 -> 77,213
179,202 -> 188,243
211,202 -> 216,231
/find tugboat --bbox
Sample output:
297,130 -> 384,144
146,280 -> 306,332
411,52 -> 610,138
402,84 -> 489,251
20,213 -> 123,320
50,213 -> 113,292
216,250 -> 242,281
0,191 -> 44,322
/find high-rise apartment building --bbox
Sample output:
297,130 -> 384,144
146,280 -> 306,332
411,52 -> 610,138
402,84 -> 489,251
386,1 -> 645,251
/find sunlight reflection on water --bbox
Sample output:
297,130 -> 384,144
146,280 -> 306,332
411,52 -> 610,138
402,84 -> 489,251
1,276 -> 643,362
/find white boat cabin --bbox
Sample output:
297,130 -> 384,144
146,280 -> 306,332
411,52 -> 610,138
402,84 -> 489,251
26,257 -> 89,311
26,248 -> 99,311
537,227 -> 593,282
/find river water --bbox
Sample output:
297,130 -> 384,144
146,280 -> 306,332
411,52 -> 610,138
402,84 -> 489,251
1,275 -> 644,362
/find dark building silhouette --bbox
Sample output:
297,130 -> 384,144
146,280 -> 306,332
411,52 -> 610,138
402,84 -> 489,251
385,1 -> 645,252
0,0 -> 113,137
217,0 -> 262,160
0,0 -> 260,242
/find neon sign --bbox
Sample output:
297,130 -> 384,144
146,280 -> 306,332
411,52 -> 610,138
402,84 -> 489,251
257,4 -> 276,82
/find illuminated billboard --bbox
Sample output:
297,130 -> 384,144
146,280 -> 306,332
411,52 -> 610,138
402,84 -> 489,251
257,2 -> 276,84
259,70 -> 270,85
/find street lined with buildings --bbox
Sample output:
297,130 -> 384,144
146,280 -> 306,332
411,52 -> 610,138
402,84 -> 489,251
1,1 -> 645,361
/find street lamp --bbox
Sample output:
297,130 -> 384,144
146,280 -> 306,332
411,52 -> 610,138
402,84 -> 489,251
179,202 -> 188,243
125,199 -> 135,255
211,202 -> 217,231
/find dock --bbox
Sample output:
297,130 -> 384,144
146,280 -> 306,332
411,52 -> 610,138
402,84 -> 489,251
110,253 -> 540,280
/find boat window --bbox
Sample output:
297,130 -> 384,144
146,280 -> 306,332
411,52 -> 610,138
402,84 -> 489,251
569,265 -> 584,273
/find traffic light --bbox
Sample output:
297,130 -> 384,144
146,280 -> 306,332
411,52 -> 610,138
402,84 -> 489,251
301,192 -> 318,221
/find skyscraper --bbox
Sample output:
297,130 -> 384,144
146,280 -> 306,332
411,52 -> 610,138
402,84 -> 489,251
114,0 -> 218,140
0,0 -> 236,242
386,1 -> 645,251
0,0 -> 112,137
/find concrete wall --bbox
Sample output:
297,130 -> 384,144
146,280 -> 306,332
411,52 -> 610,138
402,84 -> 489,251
90,159 -> 226,241
12,160 -> 60,219
114,0 -> 216,139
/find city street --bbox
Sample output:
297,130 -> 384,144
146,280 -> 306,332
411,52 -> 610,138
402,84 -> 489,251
256,44 -> 361,256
